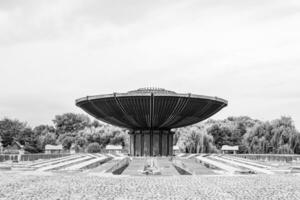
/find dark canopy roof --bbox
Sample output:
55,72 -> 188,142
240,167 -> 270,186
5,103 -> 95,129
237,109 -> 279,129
76,88 -> 228,130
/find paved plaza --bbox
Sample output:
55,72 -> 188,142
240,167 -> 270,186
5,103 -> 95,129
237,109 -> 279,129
0,171 -> 299,200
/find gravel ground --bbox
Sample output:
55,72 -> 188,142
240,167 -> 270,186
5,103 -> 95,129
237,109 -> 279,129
0,171 -> 299,200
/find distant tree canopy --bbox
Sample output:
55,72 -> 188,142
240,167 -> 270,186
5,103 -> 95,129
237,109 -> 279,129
0,118 -> 27,147
0,118 -> 40,153
243,116 -> 300,154
175,116 -> 300,154
0,114 -> 299,154
53,113 -> 91,135
0,113 -> 129,153
86,142 -> 101,153
176,126 -> 217,153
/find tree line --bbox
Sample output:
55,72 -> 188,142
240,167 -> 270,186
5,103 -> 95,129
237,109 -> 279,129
0,113 -> 129,153
176,116 -> 300,154
0,113 -> 300,154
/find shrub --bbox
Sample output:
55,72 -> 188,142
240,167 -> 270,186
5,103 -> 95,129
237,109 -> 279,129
86,142 -> 101,153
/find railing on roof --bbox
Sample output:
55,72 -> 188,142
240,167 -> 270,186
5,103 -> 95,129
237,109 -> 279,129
128,87 -> 176,94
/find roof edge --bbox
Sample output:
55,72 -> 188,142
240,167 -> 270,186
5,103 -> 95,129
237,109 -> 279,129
75,93 -> 228,106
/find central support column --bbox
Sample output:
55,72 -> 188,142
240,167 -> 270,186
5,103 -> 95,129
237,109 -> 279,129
129,130 -> 174,156
143,130 -> 150,156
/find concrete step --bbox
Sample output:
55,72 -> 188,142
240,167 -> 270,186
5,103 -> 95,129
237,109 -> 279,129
196,155 -> 244,174
174,158 -> 216,175
122,158 -> 146,175
63,156 -> 108,170
106,153 -> 125,160
157,158 -> 179,176
212,156 -> 274,174
28,155 -> 77,167
90,159 -> 122,173
224,155 -> 273,169
36,155 -> 94,171
31,155 -> 83,168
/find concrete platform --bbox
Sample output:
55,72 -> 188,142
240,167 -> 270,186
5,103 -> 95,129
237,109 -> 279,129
212,155 -> 274,174
157,158 -> 179,176
90,159 -> 123,173
36,155 -> 94,171
174,158 -> 216,175
122,158 -> 146,176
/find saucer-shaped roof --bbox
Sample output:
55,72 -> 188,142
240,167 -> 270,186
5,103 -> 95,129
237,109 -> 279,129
75,88 -> 228,130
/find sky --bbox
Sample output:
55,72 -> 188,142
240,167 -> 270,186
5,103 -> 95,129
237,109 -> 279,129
0,0 -> 300,128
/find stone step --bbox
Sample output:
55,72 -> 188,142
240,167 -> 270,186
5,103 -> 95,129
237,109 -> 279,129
63,156 -> 108,170
122,158 -> 146,175
36,155 -> 94,171
212,156 -> 274,174
174,158 -> 216,175
31,155 -> 83,168
90,159 -> 122,173
224,155 -> 273,169
28,155 -> 77,167
157,158 -> 179,176
290,166 -> 300,173
196,155 -> 243,174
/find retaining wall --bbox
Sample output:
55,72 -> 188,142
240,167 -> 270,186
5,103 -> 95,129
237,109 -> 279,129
0,153 -> 70,162
232,154 -> 300,162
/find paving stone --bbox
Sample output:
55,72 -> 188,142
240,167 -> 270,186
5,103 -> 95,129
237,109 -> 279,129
0,172 -> 300,200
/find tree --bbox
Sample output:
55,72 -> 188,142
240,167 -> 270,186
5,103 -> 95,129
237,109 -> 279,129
86,142 -> 101,153
61,135 -> 75,150
74,136 -> 86,148
33,125 -> 55,137
79,125 -> 128,148
176,126 -> 217,153
91,120 -> 102,128
243,116 -> 300,154
37,132 -> 57,151
0,118 -> 27,147
53,113 -> 91,135
206,124 -> 232,149
270,116 -> 300,154
15,128 -> 34,145
231,122 -> 247,145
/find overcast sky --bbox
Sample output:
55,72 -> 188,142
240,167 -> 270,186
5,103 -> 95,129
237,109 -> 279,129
0,0 -> 300,128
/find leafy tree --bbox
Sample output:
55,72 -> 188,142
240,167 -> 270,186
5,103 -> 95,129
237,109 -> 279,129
206,124 -> 232,149
15,127 -> 34,145
74,136 -> 86,148
176,126 -> 217,153
0,118 -> 27,147
91,120 -> 102,128
61,135 -> 75,150
33,125 -> 55,137
86,142 -> 101,153
53,113 -> 90,135
2,113 -> 299,155
243,116 -> 300,154
37,132 -> 57,150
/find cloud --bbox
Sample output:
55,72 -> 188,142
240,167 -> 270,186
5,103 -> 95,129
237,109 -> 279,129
0,0 -> 300,128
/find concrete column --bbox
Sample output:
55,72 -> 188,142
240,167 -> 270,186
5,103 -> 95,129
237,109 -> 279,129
135,133 -> 141,156
168,132 -> 173,156
152,130 -> 160,156
162,131 -> 168,156
130,129 -> 173,156
150,130 -> 153,156
130,133 -> 134,156
143,130 -> 150,156
159,130 -> 162,156
141,131 -> 144,156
